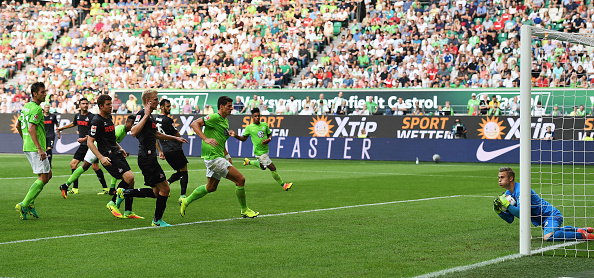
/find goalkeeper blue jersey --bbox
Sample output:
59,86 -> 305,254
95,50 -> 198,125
505,182 -> 562,226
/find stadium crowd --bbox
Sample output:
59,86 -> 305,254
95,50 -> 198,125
2,0 -> 594,114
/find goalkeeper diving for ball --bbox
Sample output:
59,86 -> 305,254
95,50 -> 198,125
494,167 -> 594,241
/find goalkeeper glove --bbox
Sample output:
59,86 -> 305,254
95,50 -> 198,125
498,193 -> 510,210
493,199 -> 502,214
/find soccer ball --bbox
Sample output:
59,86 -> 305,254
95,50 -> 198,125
506,195 -> 517,206
432,154 -> 440,163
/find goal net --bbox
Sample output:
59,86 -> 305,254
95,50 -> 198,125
521,25 -> 594,257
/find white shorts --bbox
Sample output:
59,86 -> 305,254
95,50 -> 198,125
255,152 -> 272,167
83,148 -> 98,164
25,152 -> 51,174
204,157 -> 231,180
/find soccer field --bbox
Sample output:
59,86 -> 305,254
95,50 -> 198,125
1,154 -> 594,277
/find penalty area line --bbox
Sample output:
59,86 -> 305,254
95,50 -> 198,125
413,241 -> 582,278
0,195 -> 481,246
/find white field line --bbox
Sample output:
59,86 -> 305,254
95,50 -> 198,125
413,241 -> 582,278
0,195 -> 491,246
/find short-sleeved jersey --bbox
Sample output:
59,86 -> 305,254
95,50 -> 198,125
19,101 -> 45,152
44,113 -> 58,138
89,114 -> 119,156
244,121 -> 271,156
134,110 -> 158,158
504,182 -> 562,227
155,114 -> 182,153
202,113 -> 229,160
73,112 -> 94,146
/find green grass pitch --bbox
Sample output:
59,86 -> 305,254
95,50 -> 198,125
1,154 -> 594,277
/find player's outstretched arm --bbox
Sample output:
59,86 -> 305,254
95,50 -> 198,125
156,131 -> 189,143
230,129 -> 249,142
56,122 -> 75,132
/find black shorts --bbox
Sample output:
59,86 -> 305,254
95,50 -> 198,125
138,156 -> 166,187
164,150 -> 188,170
73,144 -> 88,161
103,153 -> 131,180
46,136 -> 55,149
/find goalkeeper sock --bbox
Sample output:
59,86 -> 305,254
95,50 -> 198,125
180,171 -> 188,196
22,179 -> 45,207
154,194 -> 168,222
95,169 -> 107,188
168,171 -> 182,184
186,185 -> 209,204
270,170 -> 284,186
249,160 -> 261,168
235,186 -> 247,210
67,167 -> 85,187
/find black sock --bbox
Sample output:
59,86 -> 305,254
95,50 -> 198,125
168,171 -> 182,184
180,171 -> 188,196
95,169 -> 107,188
154,194 -> 168,222
47,149 -> 52,166
125,197 -> 134,211
124,188 -> 156,198
72,168 -> 79,189
112,180 -> 130,202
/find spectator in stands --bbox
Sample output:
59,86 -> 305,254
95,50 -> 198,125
116,104 -> 129,114
233,96 -> 245,114
182,99 -> 192,114
365,96 -> 378,115
203,104 -> 214,115
126,94 -> 138,113
479,94 -> 490,115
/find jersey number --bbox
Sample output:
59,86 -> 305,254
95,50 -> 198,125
156,122 -> 165,134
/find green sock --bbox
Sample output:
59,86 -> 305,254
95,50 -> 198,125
66,166 -> 86,186
249,160 -> 260,168
110,177 -> 117,188
236,186 -> 247,210
22,179 -> 45,207
271,170 -> 284,186
186,185 -> 209,204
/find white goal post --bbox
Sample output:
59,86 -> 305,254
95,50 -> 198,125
520,25 -> 594,255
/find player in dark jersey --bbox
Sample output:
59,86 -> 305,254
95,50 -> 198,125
56,98 -> 108,195
122,89 -> 188,227
155,99 -> 189,198
43,103 -> 60,166
88,95 -> 141,219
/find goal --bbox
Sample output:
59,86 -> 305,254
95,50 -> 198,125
520,25 -> 594,256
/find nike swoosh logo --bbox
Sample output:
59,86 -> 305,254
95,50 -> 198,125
476,142 -> 520,162
55,137 -> 80,153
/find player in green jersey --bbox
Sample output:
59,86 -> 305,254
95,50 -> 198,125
233,108 -> 292,191
58,116 -> 135,198
179,96 -> 259,218
15,82 -> 51,219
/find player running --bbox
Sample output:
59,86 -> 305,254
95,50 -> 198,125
179,96 -> 259,218
56,98 -> 108,195
118,89 -> 188,227
15,82 -> 52,219
59,115 -> 135,199
155,99 -> 189,198
88,95 -> 143,219
233,108 -> 292,191
43,103 -> 60,166
494,167 -> 594,241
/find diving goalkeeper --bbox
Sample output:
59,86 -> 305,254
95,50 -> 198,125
494,167 -> 594,241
